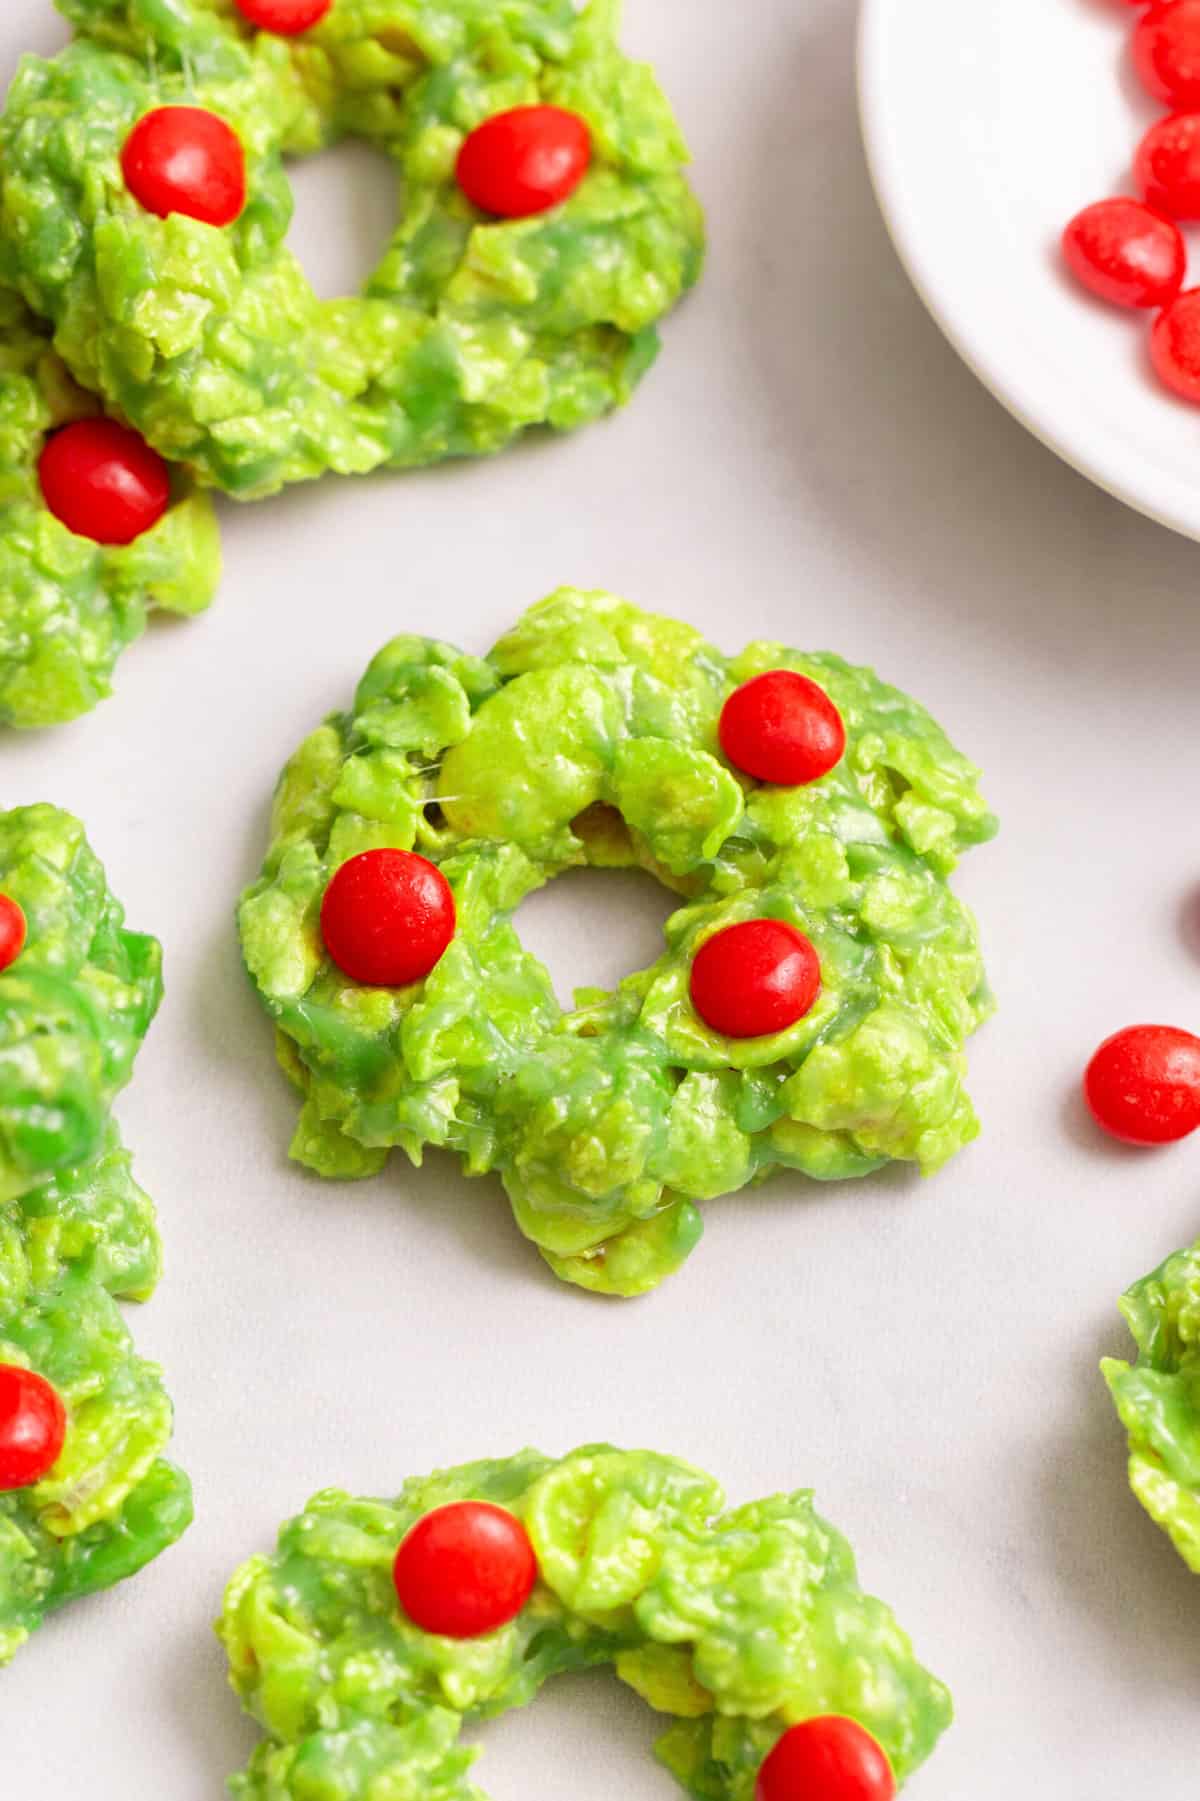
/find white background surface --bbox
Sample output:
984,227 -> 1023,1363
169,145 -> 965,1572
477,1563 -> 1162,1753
4,1 -> 1200,1795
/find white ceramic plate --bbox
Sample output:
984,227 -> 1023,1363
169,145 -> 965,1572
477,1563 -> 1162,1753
858,0 -> 1200,542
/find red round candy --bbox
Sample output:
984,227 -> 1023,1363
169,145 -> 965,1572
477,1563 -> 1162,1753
39,418 -> 170,546
393,1501 -> 537,1638
456,105 -> 591,218
320,848 -> 455,987
233,0 -> 331,31
1060,199 -> 1185,308
1134,3 -> 1200,107
0,1365 -> 67,1491
690,919 -> 821,1040
756,1719 -> 895,1801
1135,113 -> 1200,217
1084,1024 -> 1200,1145
1151,286 -> 1200,400
719,670 -> 847,786
0,896 -> 26,974
122,106 -> 246,226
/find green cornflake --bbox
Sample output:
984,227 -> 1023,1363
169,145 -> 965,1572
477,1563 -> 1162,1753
0,805 -> 191,1664
217,1445 -> 952,1799
1104,1237 -> 1200,1570
1,0 -> 704,499
239,591 -> 996,1296
0,290 -> 220,730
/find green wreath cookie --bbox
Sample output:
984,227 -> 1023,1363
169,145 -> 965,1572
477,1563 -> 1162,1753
239,590 -> 996,1296
0,805 -> 191,1662
217,1444 -> 952,1799
0,0 -> 703,499
0,290 -> 220,729
1103,1235 -> 1200,1570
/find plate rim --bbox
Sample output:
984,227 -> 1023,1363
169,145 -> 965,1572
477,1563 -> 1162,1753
856,0 -> 1200,547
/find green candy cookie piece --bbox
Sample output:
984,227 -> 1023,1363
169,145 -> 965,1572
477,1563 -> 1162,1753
239,590 -> 996,1296
0,290 -> 220,730
0,804 -> 192,1663
0,803 -> 163,1202
216,1445 -> 952,1798
1103,1237 -> 1200,1570
1,0 -> 703,499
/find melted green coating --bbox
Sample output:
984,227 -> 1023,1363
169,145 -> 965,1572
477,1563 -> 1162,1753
0,0 -> 703,499
239,591 -> 995,1295
0,805 -> 191,1663
1103,1237 -> 1200,1570
0,290 -> 220,729
0,803 -> 162,1203
217,1445 -> 952,1799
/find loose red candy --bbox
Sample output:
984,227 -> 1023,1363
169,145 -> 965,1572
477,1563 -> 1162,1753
0,1366 -> 67,1491
393,1501 -> 538,1638
320,848 -> 455,987
1151,287 -> 1200,400
755,1718 -> 895,1801
233,0 -> 331,31
719,670 -> 847,786
456,105 -> 591,218
39,418 -> 171,546
1133,3 -> 1200,108
690,919 -> 821,1040
122,106 -> 246,227
1084,1024 -> 1200,1145
0,896 -> 26,973
1060,199 -> 1184,308
1135,113 -> 1200,217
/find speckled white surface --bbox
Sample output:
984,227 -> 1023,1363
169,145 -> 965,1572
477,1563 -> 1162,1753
3,1 -> 1200,1795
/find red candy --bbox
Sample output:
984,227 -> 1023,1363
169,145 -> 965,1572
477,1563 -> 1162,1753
1133,3 -> 1200,108
456,106 -> 591,218
234,0 -> 331,29
1060,199 -> 1185,308
1135,113 -> 1200,217
39,419 -> 171,546
320,848 -> 455,987
393,1501 -> 538,1638
122,106 -> 246,226
1084,1023 -> 1200,1145
690,919 -> 821,1040
0,897 -> 26,974
756,1719 -> 895,1801
0,1366 -> 67,1491
719,670 -> 847,786
1151,287 -> 1200,399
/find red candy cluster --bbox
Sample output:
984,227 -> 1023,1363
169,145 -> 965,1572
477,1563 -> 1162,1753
1062,1 -> 1200,401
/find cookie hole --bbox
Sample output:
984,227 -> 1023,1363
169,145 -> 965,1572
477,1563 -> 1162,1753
286,139 -> 400,302
517,865 -> 675,1010
465,1668 -> 658,1801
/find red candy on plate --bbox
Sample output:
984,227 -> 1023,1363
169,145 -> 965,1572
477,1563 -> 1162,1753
1151,287 -> 1200,400
234,0 -> 331,29
0,1366 -> 67,1491
456,105 -> 591,218
393,1501 -> 538,1638
1060,199 -> 1185,308
122,106 -> 246,226
1135,112 -> 1200,217
755,1717 -> 896,1801
1133,3 -> 1200,109
719,670 -> 847,786
690,919 -> 821,1040
320,848 -> 455,987
38,419 -> 171,546
1084,1023 -> 1200,1145
0,897 -> 26,974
